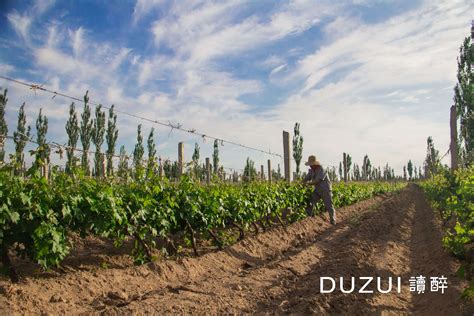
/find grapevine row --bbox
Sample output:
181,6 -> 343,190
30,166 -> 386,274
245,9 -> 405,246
0,166 -> 405,282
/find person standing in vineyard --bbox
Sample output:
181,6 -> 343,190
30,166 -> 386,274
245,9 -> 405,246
303,155 -> 337,225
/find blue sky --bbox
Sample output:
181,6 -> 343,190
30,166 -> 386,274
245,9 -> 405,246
0,0 -> 473,176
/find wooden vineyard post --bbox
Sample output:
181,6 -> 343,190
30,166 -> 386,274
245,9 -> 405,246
283,130 -> 291,182
267,159 -> 272,183
343,152 -> 347,182
450,105 -> 458,171
178,142 -> 184,177
261,165 -> 265,180
205,157 -> 211,184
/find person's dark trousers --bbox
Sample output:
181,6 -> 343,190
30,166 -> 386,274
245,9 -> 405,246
306,188 -> 336,224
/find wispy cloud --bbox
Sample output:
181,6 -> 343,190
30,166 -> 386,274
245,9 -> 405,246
6,0 -> 56,45
132,0 -> 166,25
7,11 -> 32,43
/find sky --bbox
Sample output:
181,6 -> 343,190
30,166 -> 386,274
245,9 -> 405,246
0,0 -> 472,177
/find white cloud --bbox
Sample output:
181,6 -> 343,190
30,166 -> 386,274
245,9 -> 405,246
262,55 -> 286,69
33,0 -> 56,15
150,0 -> 336,65
6,0 -> 56,44
132,0 -> 166,25
7,11 -> 32,42
0,64 -> 14,75
70,27 -> 85,57
270,64 -> 287,76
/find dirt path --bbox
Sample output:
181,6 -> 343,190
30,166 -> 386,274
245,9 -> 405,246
0,184 -> 471,314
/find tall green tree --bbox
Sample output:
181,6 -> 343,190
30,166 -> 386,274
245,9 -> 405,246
327,166 -> 338,182
162,159 -> 179,180
407,160 -> 413,180
346,154 -> 352,180
171,161 -> 179,180
292,122 -> 303,177
425,136 -> 440,177
243,157 -> 256,182
133,124 -> 144,178
362,155 -> 371,180
353,164 -> 360,180
65,102 -> 79,174
163,159 -> 172,179
192,142 -> 201,179
106,105 -> 118,176
13,102 -> 30,173
92,105 -> 106,177
34,109 -> 49,168
146,128 -> 156,176
192,142 -> 200,164
453,31 -> 474,166
383,163 -> 392,180
117,145 -> 128,178
0,89 -> 8,163
80,91 -> 93,175
212,139 -> 219,174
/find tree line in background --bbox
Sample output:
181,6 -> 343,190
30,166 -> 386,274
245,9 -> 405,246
0,89 -> 286,182
0,89 -> 424,184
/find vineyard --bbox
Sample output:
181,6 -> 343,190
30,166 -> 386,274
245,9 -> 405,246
0,164 -> 404,281
0,76 -> 472,315
1,2 -> 473,313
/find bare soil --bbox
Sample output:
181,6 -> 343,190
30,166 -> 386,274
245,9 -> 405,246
0,184 -> 472,315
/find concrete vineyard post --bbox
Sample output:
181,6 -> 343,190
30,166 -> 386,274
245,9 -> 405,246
205,157 -> 210,184
283,130 -> 291,182
261,165 -> 265,180
450,105 -> 458,171
42,162 -> 49,182
178,142 -> 184,177
267,159 -> 272,183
